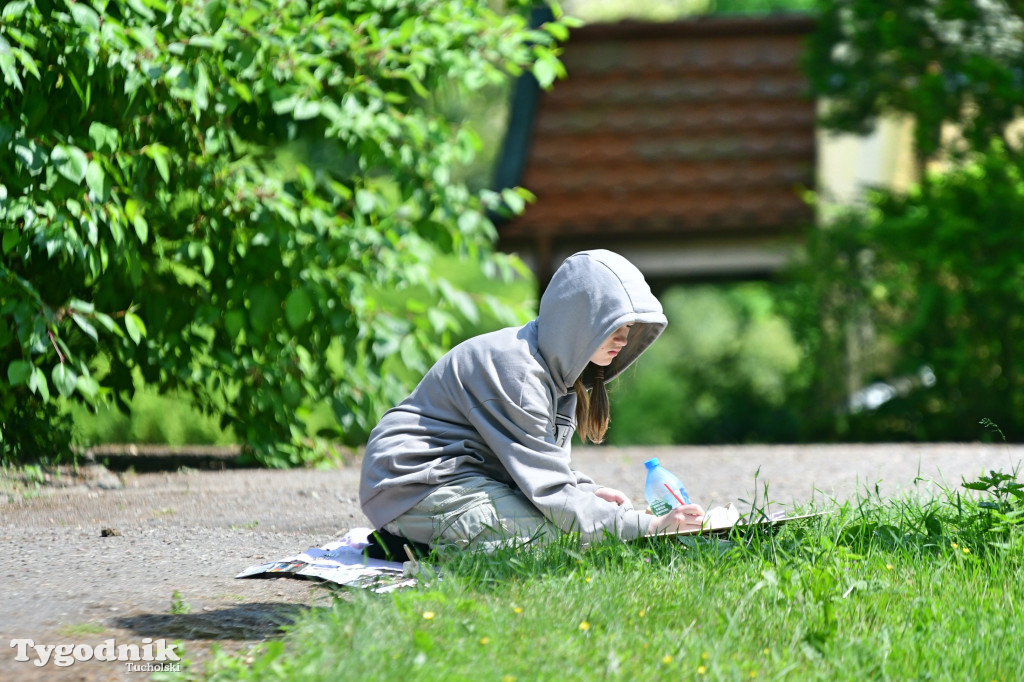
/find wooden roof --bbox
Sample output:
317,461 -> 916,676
493,14 -> 817,283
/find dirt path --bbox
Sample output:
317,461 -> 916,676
2,443 -> 1021,681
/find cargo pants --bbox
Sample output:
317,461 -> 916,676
383,476 -> 562,552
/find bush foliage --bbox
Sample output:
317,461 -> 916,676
788,146 -> 1024,441
0,0 -> 574,464
804,0 -> 1024,160
609,284 -> 804,445
794,0 -> 1024,441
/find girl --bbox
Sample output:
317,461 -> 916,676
359,250 -> 705,551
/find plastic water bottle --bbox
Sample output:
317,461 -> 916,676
644,457 -> 691,516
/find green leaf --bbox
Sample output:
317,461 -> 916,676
2,229 -> 18,255
75,374 -> 100,399
1,2 -> 31,20
284,288 -> 313,329
543,21 -> 570,42
292,100 -> 320,120
500,187 -> 526,214
439,279 -> 480,324
51,144 -> 89,184
533,58 -> 557,89
14,139 -> 44,173
397,17 -> 417,43
229,79 -> 252,102
85,160 -> 111,201
248,286 -> 280,334
124,312 -> 146,345
355,189 -> 376,214
963,481 -> 991,491
426,308 -> 456,334
194,63 -> 211,113
399,333 -> 422,371
153,154 -> 170,183
296,164 -> 315,191
203,0 -> 226,31
134,212 -> 149,244
93,311 -> 118,334
404,73 -> 430,99
124,198 -> 140,222
69,298 -> 95,314
72,313 -> 98,341
88,122 -> 119,152
124,198 -> 148,243
125,0 -> 156,20
201,245 -> 215,275
224,309 -> 245,340
69,3 -> 101,30
143,144 -> 171,183
272,95 -> 298,115
0,49 -> 22,92
27,366 -> 50,401
13,44 -> 40,81
51,364 -> 78,398
7,359 -> 33,386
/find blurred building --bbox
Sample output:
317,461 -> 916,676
493,13 -> 916,288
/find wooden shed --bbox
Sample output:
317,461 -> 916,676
493,14 -> 818,288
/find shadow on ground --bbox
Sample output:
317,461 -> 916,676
112,602 -> 323,641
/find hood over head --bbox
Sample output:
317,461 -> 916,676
537,250 -> 667,391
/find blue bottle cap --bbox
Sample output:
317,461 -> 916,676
644,458 -> 660,470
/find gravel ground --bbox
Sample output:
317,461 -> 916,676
2,442 -> 1022,681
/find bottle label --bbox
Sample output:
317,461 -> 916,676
650,499 -> 672,516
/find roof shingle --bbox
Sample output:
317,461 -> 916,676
496,15 -> 817,260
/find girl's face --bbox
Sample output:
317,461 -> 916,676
589,324 -> 633,367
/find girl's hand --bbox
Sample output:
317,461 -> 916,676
593,487 -> 630,506
648,504 -> 707,535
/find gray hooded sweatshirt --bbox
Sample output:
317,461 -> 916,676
359,250 -> 667,542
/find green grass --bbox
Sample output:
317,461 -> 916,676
57,622 -> 108,637
170,590 -> 193,616
163,473 -> 1024,682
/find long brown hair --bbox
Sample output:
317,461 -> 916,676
573,365 -> 609,444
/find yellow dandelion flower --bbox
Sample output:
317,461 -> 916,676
701,651 -> 710,660
502,677 -> 517,682
585,577 -> 592,583
698,665 -> 707,675
963,547 -> 971,554
513,606 -> 524,614
422,611 -> 435,620
662,655 -> 673,664
638,609 -> 646,618
763,648 -> 770,655
886,564 -> 894,570
951,542 -> 959,549
579,621 -> 591,631
479,637 -> 491,645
